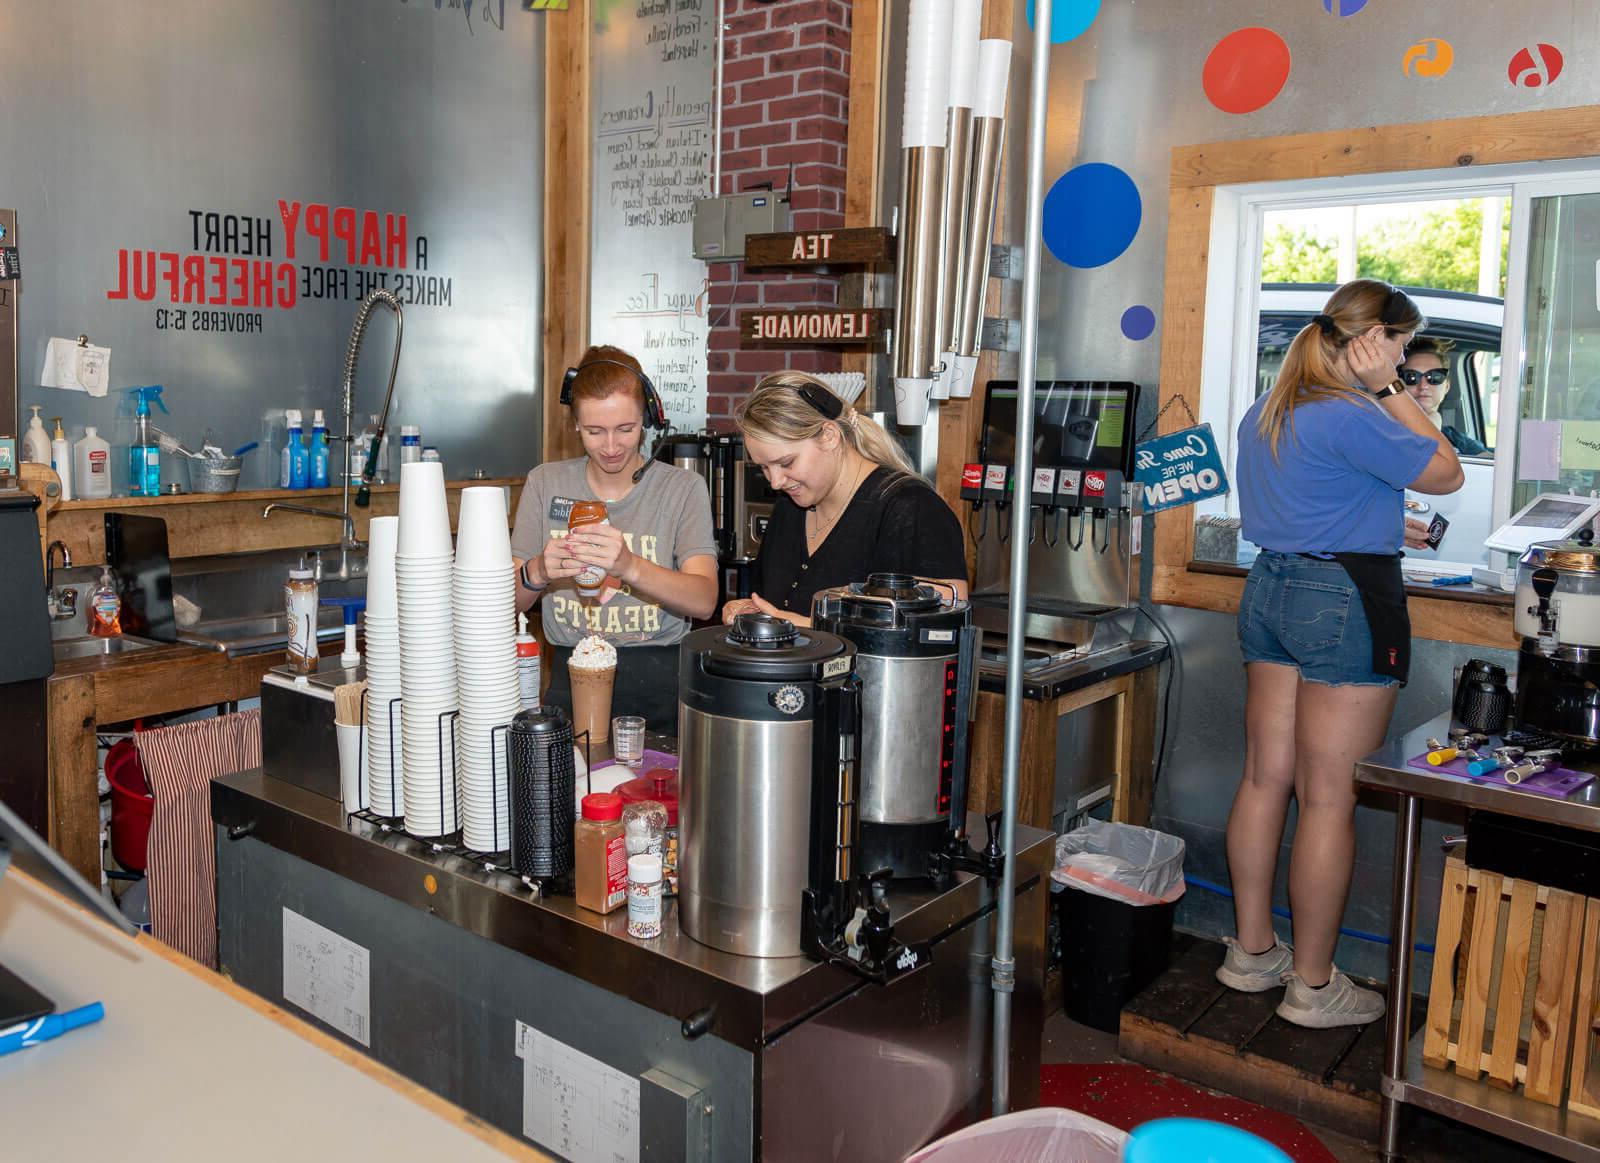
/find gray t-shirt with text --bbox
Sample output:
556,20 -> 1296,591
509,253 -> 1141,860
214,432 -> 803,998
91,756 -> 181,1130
510,457 -> 717,648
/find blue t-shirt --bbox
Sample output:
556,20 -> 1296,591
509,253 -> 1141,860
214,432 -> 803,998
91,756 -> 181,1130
1236,393 -> 1437,554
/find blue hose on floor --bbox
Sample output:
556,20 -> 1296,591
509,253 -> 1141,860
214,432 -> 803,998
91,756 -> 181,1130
1185,874 -> 1435,955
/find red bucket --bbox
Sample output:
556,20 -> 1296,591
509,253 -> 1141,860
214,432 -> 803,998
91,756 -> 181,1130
106,740 -> 154,873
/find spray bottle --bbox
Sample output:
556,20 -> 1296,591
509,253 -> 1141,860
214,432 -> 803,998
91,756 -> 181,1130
309,408 -> 330,488
123,386 -> 168,497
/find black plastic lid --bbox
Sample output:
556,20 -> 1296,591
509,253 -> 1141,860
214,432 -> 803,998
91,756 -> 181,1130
655,434 -> 710,458
683,616 -> 852,683
510,705 -> 571,736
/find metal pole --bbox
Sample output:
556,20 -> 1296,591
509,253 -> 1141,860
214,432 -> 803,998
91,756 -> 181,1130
991,0 -> 1050,1116
711,0 -> 726,197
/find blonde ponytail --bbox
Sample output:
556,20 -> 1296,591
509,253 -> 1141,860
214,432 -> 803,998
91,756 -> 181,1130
737,372 -> 917,477
1258,279 -> 1424,455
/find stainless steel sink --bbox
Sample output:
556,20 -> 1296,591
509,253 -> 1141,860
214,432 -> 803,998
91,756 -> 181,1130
179,613 -> 345,657
52,636 -> 160,661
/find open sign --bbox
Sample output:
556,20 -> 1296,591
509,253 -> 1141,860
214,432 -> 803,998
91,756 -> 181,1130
1134,423 -> 1231,513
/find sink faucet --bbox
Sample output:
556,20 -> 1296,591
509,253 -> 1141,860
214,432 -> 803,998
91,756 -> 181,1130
260,291 -> 401,581
45,540 -> 77,620
262,503 -> 363,579
341,289 -> 404,512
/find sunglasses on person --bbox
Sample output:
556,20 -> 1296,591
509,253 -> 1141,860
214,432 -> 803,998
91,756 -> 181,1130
1399,368 -> 1448,387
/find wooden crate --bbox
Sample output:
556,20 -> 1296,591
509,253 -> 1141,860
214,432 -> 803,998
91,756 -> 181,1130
1568,898 -> 1600,1119
1422,857 -> 1588,1104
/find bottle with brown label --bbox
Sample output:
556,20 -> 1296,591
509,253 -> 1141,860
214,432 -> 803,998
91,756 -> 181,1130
567,500 -> 609,598
575,792 -> 628,914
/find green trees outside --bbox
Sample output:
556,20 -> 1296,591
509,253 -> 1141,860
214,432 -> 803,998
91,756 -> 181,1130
1261,200 -> 1511,297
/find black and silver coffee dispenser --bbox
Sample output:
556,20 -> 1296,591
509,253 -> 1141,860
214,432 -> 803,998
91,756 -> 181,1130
677,613 -> 927,980
1514,537 -> 1600,746
812,574 -> 980,880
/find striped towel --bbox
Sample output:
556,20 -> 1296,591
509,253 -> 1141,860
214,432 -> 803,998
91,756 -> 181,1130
135,710 -> 262,967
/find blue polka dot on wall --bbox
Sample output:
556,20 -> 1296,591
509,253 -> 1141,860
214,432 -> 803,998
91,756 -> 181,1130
1324,0 -> 1368,15
1120,306 -> 1156,341
1042,163 -> 1142,269
1026,0 -> 1101,45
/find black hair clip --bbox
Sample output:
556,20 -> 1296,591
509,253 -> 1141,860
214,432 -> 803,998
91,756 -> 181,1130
795,381 -> 844,420
1312,313 -> 1337,336
1379,285 -> 1410,326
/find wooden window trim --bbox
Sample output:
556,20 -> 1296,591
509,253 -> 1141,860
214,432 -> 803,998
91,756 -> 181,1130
1153,107 -> 1600,651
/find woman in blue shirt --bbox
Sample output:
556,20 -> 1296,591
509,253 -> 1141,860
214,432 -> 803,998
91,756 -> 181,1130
1219,280 -> 1463,1029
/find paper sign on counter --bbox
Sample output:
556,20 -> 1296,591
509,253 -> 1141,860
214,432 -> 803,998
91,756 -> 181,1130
521,1026 -> 639,1163
282,907 -> 371,1047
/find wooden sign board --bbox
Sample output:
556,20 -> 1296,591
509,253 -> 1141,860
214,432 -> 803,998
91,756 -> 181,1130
740,308 -> 889,348
743,227 -> 893,269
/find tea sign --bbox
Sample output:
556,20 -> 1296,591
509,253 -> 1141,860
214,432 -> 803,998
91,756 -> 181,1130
1134,423 -> 1230,513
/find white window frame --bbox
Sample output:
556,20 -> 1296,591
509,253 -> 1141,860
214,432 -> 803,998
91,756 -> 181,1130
1195,158 -> 1600,550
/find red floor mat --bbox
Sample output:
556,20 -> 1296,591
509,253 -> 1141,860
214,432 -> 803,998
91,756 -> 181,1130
1039,1064 -> 1339,1163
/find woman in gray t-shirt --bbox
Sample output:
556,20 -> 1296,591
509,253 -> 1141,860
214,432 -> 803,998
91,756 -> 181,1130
511,346 -> 717,726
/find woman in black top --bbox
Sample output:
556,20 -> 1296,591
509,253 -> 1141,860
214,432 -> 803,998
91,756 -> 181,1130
721,372 -> 968,627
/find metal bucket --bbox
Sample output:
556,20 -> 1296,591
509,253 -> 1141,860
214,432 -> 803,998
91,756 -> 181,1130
191,456 -> 242,493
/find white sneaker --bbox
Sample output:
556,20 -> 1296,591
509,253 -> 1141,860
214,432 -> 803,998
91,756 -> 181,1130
1215,937 -> 1294,992
1276,969 -> 1387,1028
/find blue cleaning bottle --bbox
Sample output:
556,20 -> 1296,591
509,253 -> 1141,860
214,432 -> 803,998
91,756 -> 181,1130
309,408 -> 330,488
290,412 -> 311,489
125,386 -> 168,497
280,410 -> 302,488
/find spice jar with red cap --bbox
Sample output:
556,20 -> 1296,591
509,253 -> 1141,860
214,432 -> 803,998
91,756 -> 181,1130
575,792 -> 628,914
617,767 -> 678,894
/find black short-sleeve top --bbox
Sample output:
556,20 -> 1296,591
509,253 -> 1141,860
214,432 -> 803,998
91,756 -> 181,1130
751,466 -> 969,615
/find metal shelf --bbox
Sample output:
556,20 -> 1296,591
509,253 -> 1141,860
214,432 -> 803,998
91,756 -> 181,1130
1387,1034 -> 1600,1162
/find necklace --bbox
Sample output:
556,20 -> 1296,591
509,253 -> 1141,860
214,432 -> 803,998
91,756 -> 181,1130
807,458 -> 867,549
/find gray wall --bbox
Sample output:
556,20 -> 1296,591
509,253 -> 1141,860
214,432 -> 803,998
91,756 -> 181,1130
1008,2 -> 1594,980
1,0 -> 544,490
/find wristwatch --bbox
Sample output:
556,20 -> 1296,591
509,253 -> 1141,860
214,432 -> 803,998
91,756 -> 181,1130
518,559 -> 544,592
1372,379 -> 1405,401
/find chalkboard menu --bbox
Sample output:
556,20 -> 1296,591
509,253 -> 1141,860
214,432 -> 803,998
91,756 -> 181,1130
589,1 -> 715,431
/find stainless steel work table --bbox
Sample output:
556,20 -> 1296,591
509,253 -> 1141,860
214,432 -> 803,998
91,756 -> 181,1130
211,765 -> 1053,1160
1356,713 -> 1600,1162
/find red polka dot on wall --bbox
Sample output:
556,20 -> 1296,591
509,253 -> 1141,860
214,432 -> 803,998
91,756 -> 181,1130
1508,43 -> 1563,88
1202,28 -> 1291,115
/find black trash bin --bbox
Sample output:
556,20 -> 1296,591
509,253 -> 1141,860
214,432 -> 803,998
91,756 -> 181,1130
1056,882 -> 1176,1033
1052,820 -> 1184,1033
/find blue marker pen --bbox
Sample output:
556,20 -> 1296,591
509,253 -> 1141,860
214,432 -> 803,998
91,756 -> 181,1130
0,1002 -> 105,1056
1430,575 -> 1474,587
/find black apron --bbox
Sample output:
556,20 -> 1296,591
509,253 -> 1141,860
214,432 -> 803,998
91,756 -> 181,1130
1330,552 -> 1410,685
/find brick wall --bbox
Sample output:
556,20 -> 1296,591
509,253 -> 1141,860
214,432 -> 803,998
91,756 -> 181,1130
704,0 -> 854,425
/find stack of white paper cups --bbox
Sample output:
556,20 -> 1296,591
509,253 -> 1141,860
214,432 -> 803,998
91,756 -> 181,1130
453,486 -> 521,852
395,462 -> 460,837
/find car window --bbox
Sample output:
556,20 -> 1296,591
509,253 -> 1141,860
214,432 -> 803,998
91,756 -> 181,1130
1254,312 -> 1499,459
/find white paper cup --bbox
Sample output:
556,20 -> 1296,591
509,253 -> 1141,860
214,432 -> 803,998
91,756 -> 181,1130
397,462 -> 453,557
894,377 -> 933,426
337,722 -> 367,815
455,487 -> 514,570
366,516 -> 400,618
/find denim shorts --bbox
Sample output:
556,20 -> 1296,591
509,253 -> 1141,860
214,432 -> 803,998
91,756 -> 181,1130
1236,551 -> 1397,687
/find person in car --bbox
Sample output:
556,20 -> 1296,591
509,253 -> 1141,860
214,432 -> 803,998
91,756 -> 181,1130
1398,336 -> 1489,456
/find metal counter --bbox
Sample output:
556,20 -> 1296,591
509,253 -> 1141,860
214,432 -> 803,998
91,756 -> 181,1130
1356,713 -> 1600,1162
211,767 -> 1052,1161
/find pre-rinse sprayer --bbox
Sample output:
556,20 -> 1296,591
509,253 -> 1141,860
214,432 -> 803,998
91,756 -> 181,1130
344,288 -> 404,510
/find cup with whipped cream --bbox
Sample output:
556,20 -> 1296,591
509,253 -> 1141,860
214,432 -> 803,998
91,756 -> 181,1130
568,634 -> 618,743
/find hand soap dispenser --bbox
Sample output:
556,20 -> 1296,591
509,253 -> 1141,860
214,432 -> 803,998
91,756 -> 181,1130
21,405 -> 51,464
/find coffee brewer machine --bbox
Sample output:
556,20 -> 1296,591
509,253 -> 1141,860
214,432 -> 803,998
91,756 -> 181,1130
677,613 -> 927,981
1513,536 -> 1600,746
964,380 -> 1143,658
812,574 -> 980,880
